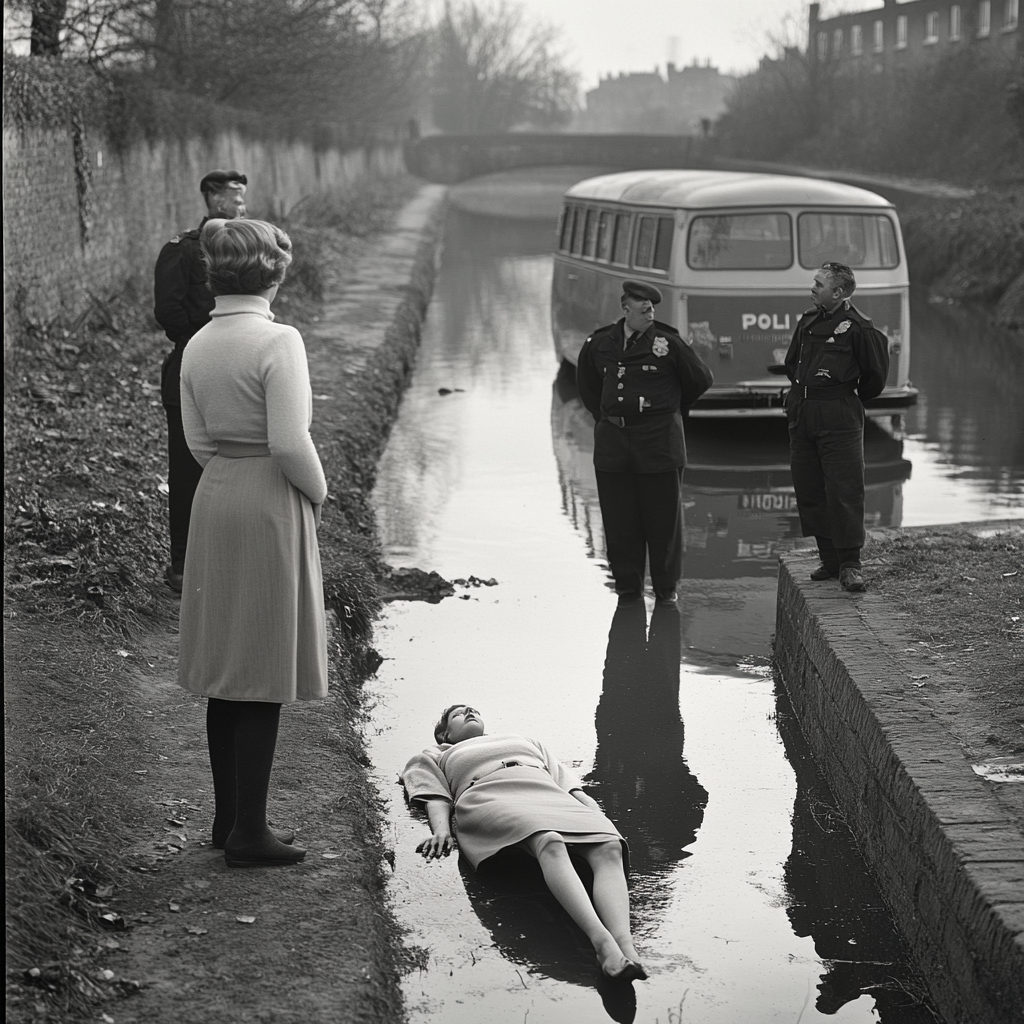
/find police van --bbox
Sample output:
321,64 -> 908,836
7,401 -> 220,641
552,169 -> 917,417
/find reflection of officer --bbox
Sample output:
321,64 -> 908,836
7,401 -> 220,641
577,281 -> 713,604
154,170 -> 247,591
587,601 -> 707,876
784,262 -> 889,593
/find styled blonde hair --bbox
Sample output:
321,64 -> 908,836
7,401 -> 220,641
202,219 -> 292,296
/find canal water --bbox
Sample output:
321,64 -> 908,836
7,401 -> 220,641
366,184 -> 1024,1023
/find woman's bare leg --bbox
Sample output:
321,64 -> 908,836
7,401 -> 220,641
579,841 -> 642,966
521,832 -> 627,974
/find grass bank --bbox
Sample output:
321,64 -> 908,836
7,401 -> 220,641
898,184 -> 1024,329
866,527 -> 1024,764
4,174 -> 422,1022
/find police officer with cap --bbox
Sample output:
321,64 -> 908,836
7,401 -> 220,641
154,169 -> 247,591
577,280 -> 713,604
784,261 -> 890,592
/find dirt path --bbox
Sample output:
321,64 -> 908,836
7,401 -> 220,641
4,183 -> 447,1024
87,617 -> 402,1024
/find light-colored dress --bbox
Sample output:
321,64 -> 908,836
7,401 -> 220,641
178,293 -> 328,703
402,733 -> 624,869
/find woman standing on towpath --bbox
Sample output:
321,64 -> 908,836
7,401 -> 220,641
179,218 -> 328,868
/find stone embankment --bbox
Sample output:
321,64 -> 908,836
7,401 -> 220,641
774,536 -> 1024,1024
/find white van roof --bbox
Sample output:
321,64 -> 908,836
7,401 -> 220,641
565,170 -> 894,210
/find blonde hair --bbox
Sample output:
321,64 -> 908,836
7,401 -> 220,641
202,219 -> 292,296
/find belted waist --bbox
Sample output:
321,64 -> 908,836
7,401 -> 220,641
216,441 -> 271,458
793,380 -> 859,401
602,412 -> 675,428
467,760 -> 546,788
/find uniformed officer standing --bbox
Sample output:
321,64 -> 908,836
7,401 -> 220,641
577,281 -> 713,604
154,170 -> 247,591
784,262 -> 890,592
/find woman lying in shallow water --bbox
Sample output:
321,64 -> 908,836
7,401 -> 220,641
402,704 -> 647,982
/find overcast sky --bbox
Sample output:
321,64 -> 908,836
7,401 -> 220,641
506,0 -> 881,88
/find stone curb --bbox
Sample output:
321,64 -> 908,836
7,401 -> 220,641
774,546 -> 1024,1024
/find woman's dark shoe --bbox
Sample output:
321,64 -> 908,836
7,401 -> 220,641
224,833 -> 306,867
213,828 -> 295,850
809,564 -> 839,581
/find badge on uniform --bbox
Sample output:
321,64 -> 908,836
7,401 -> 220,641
652,338 -> 669,357
834,320 -> 852,334
617,366 -> 626,378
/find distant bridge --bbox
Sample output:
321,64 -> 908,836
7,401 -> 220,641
403,133 -> 714,185
402,132 -> 973,202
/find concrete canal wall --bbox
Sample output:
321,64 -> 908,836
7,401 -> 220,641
774,548 -> 1024,1024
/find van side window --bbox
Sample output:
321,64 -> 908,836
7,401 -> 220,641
583,208 -> 600,258
611,214 -> 632,265
688,214 -> 793,269
798,213 -> 899,269
633,216 -> 674,272
596,211 -> 614,262
558,205 -> 573,252
570,207 -> 585,256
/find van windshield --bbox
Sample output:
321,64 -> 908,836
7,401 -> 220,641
687,214 -> 793,270
798,213 -> 899,269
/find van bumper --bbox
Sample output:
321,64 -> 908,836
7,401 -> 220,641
686,385 -> 919,419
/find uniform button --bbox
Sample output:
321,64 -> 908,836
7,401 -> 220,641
617,383 -> 623,390
617,396 -> 623,402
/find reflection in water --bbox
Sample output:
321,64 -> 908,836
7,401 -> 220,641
776,685 -> 940,1022
588,603 -> 707,874
906,296 -> 1024,507
552,366 -> 912,580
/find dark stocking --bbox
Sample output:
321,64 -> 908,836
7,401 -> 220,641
207,698 -> 238,846
224,701 -> 300,861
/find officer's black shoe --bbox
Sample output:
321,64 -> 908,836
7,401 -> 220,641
810,564 -> 840,581
655,590 -> 678,605
165,565 -> 184,593
839,567 -> 866,592
616,591 -> 642,606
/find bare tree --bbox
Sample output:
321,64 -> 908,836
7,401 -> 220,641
430,0 -> 578,133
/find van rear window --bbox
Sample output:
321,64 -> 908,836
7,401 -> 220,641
688,214 -> 793,269
798,213 -> 899,269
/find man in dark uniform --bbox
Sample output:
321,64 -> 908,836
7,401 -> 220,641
154,170 -> 247,591
577,280 -> 713,604
784,261 -> 890,593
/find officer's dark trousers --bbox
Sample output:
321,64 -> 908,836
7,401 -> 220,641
595,469 -> 683,596
788,396 -> 866,562
164,403 -> 204,573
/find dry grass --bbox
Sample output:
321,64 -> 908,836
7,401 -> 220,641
867,527 -> 1024,756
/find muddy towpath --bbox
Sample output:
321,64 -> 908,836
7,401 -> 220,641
5,182 -> 446,1024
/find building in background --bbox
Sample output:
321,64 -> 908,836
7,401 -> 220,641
574,61 -> 736,134
808,0 -> 1019,69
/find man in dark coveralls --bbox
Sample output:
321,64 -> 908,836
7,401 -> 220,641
784,262 -> 890,593
154,170 -> 247,591
577,281 -> 713,604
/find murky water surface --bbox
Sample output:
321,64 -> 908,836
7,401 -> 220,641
366,185 -> 1023,1023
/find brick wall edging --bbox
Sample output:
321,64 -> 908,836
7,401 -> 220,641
774,550 -> 1024,1024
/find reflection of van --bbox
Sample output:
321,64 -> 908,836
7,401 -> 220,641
552,170 -> 918,417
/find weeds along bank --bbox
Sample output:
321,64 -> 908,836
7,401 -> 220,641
3,175 -> 434,1022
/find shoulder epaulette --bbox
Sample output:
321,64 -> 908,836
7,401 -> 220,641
652,319 -> 682,338
846,302 -> 874,325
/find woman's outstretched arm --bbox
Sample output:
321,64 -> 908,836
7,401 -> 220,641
416,798 -> 454,860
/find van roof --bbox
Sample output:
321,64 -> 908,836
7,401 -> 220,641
565,170 -> 894,210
